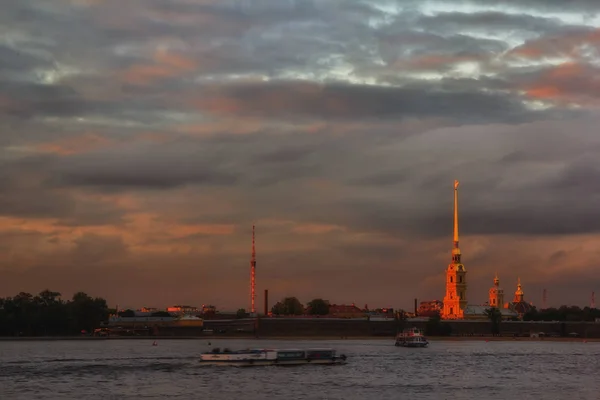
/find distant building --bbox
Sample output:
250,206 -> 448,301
167,305 -> 198,314
202,305 -> 217,314
440,181 -> 525,321
328,304 -> 365,318
138,307 -> 158,313
418,300 -> 443,317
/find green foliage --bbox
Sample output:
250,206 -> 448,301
118,309 -> 136,318
271,297 -> 304,315
523,306 -> 600,322
236,308 -> 247,318
150,311 -> 171,317
395,310 -> 408,331
424,311 -> 452,336
485,307 -> 502,335
307,299 -> 330,315
0,290 -> 109,336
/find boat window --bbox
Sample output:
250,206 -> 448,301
307,351 -> 333,358
278,351 -> 305,359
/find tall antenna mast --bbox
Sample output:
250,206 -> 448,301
250,225 -> 256,314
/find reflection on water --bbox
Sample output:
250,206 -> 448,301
0,339 -> 599,399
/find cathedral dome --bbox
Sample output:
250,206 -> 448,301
512,301 -> 533,315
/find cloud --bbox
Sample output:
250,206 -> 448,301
192,80 -> 537,123
1,0 -> 600,309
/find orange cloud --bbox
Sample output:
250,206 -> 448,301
521,62 -> 599,103
291,223 -> 346,235
35,133 -> 113,155
120,48 -> 197,86
509,28 -> 600,60
0,212 -> 235,256
526,86 -> 562,99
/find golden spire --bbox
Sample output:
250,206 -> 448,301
451,180 -> 461,263
494,272 -> 499,286
453,180 -> 459,244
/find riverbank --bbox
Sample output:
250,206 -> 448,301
0,335 -> 598,342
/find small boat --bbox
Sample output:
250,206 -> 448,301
199,347 -> 347,367
395,327 -> 429,348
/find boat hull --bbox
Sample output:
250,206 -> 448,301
199,358 -> 347,367
199,348 -> 347,367
395,340 -> 428,348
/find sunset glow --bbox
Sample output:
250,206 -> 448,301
1,0 -> 600,310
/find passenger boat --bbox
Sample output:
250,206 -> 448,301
395,327 -> 429,348
199,347 -> 347,367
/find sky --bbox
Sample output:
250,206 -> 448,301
1,0 -> 600,311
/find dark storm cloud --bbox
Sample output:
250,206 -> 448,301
0,156 -> 126,225
194,80 -> 534,122
49,142 -> 241,189
252,146 -> 315,164
347,171 -> 409,187
0,44 -> 53,72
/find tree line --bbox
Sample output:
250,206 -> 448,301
0,290 -> 110,336
523,306 -> 600,322
270,297 -> 331,316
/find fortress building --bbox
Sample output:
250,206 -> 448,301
442,180 -> 467,319
439,181 -> 532,320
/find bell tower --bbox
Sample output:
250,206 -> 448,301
514,278 -> 524,303
443,180 -> 467,319
489,273 -> 504,308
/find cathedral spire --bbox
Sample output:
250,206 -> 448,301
452,180 -> 461,263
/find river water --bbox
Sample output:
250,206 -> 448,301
0,339 -> 598,399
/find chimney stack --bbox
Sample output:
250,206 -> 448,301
414,298 -> 418,316
264,289 -> 269,315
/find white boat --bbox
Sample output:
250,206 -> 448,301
395,327 -> 429,348
199,347 -> 347,367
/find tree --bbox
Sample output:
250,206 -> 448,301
236,308 -> 247,318
395,310 -> 408,332
68,292 -> 109,333
307,299 -> 330,315
0,289 -> 109,336
271,302 -> 285,315
271,297 -> 304,315
425,311 -> 452,336
118,309 -> 136,318
485,307 -> 502,335
282,297 -> 304,315
34,290 -> 65,335
150,311 -> 171,317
